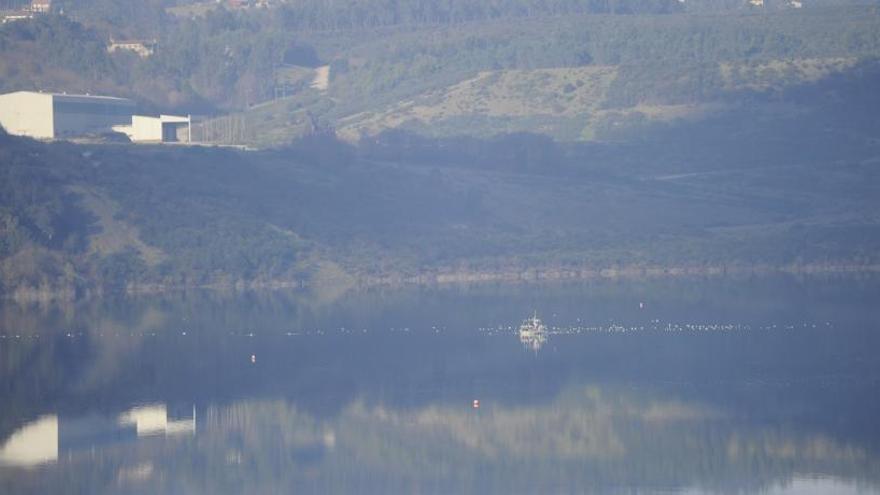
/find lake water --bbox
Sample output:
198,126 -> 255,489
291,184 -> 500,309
1,276 -> 879,494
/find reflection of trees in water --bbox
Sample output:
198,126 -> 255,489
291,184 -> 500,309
4,387 -> 879,494
1,278 -> 880,492
196,391 -> 880,493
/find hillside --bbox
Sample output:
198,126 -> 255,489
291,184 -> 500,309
1,58 -> 879,299
208,6 -> 880,146
3,4 -> 880,141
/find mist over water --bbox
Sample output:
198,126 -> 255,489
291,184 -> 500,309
1,275 -> 878,494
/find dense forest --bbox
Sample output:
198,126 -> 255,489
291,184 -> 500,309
2,0 -> 880,116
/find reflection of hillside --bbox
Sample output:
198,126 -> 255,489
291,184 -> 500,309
2,277 -> 880,452
343,394 -> 626,461
163,390 -> 879,493
1,278 -> 879,492
204,401 -> 334,451
3,388 -> 879,493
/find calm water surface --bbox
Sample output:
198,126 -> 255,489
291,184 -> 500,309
1,276 -> 879,494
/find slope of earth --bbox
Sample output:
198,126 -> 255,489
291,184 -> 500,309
213,7 -> 880,147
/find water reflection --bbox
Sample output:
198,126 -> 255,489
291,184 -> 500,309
0,276 -> 879,493
117,404 -> 195,438
0,404 -> 194,468
518,311 -> 548,352
5,386 -> 875,493
0,416 -> 57,467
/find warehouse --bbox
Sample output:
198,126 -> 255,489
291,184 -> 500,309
114,114 -> 191,143
0,91 -> 135,139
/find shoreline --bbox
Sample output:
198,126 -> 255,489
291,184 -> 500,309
4,261 -> 879,304
356,262 -> 880,286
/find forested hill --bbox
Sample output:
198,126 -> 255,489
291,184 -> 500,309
2,57 -> 880,300
2,1 -> 880,299
2,1 -> 880,130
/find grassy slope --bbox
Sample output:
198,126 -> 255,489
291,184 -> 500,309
6,7 -> 878,146
215,7 -> 880,147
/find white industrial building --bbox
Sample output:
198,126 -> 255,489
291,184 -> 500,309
114,114 -> 191,143
0,91 -> 135,139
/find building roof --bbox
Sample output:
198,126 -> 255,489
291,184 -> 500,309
2,90 -> 134,104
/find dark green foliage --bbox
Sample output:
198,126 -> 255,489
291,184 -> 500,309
0,14 -> 116,80
273,0 -> 684,32
361,130 -> 568,175
0,140 -> 89,252
0,7 -> 304,110
289,6 -> 880,134
0,211 -> 28,259
4,3 -> 880,114
283,43 -> 322,68
284,132 -> 356,167
95,249 -> 146,288
2,57 -> 880,296
56,0 -> 170,37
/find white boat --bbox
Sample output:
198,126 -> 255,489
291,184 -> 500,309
519,311 -> 548,352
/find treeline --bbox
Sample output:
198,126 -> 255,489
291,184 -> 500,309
4,2 -> 880,113
57,0 -> 171,37
0,14 -> 115,85
682,0 -> 880,11
311,7 -> 880,124
0,11 -> 306,111
0,135 -> 311,295
53,0 -> 880,37
272,0 -> 684,31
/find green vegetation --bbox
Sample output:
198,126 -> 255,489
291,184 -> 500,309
1,56 -> 879,298
3,2 -> 880,130
0,10 -> 298,111
228,5 -> 880,145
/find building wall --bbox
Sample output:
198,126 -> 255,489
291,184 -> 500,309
126,114 -> 190,143
52,95 -> 135,137
131,115 -> 163,142
0,91 -> 54,138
